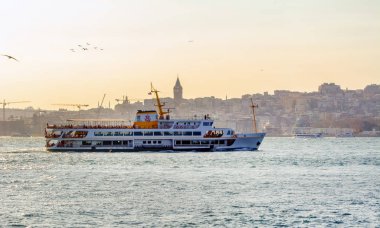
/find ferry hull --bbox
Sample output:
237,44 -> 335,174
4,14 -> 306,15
46,133 -> 265,153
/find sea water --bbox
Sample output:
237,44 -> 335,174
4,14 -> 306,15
0,137 -> 379,227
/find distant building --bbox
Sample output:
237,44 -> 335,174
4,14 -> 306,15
364,84 -> 380,97
173,77 -> 183,104
0,120 -> 28,136
318,83 -> 343,95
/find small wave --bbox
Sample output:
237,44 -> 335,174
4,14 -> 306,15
0,148 -> 46,154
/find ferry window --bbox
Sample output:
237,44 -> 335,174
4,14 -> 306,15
201,140 -> 209,145
95,141 -> 102,146
114,132 -> 123,136
123,141 -> 129,145
192,140 -> 200,145
134,132 -> 143,136
94,132 -> 103,136
158,141 -> 162,144
219,140 -> 225,145
211,140 -> 216,144
148,141 -> 151,144
154,131 -> 162,136
153,141 -> 157,144
124,132 -> 133,136
175,140 -> 181,145
106,132 -> 113,136
113,141 -> 122,145
193,132 -> 201,136
174,131 -> 182,136
143,141 -> 146,144
182,140 -> 190,145
103,141 -> 112,145
227,130 -> 231,135
203,122 -> 209,126
82,141 -> 91,146
136,116 -> 141,121
183,131 -> 192,136
144,131 -> 153,136
164,132 -> 173,136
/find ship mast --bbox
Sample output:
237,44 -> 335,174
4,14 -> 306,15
150,83 -> 167,119
250,98 -> 258,133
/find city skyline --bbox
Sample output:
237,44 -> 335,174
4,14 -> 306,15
2,80 -> 378,111
1,0 -> 379,109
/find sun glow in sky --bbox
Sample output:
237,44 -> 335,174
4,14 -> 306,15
1,0 -> 379,109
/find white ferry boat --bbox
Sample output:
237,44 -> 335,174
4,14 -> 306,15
45,85 -> 265,152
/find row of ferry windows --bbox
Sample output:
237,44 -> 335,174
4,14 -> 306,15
175,140 -> 225,145
143,140 -> 162,144
81,140 -> 133,146
94,131 -> 202,136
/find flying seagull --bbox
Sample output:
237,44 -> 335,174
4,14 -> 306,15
2,54 -> 18,62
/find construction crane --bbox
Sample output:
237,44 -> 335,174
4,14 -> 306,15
115,95 -> 130,104
98,94 -> 106,108
96,94 -> 107,118
51,104 -> 89,111
52,104 -> 89,119
0,100 -> 30,121
115,96 -> 143,104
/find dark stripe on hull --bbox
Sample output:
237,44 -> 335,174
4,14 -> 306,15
46,147 -> 259,153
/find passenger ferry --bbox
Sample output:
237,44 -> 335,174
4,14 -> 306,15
45,85 -> 265,152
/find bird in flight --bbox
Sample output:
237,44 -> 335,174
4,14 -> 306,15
71,43 -> 103,52
2,54 -> 18,62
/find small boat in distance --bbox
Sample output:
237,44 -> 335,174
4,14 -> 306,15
294,132 -> 323,138
293,127 -> 323,138
45,84 -> 265,152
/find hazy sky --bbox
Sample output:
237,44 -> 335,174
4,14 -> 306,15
1,0 -> 379,109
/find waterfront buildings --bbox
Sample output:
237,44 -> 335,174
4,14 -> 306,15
1,81 -> 380,136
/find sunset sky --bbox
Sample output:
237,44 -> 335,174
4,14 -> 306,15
1,0 -> 379,109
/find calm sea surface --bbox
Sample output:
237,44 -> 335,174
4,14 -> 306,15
0,137 -> 379,227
